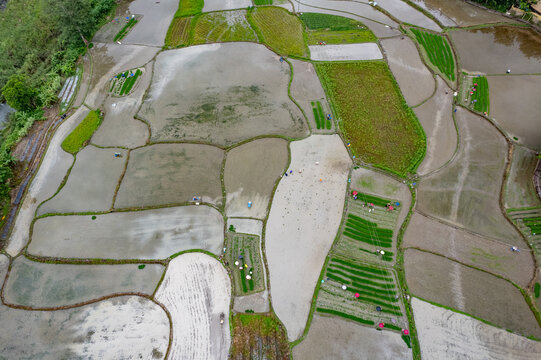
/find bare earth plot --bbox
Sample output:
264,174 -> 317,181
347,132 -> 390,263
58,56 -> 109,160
37,146 -> 127,215
203,0 -> 252,12
414,76 -> 456,175
449,27 -> 541,75
265,134 -> 351,341
505,145 -> 541,209
380,36 -> 435,107
309,43 -> 382,61
403,211 -> 534,287
488,75 -> 541,148
292,0 -> 401,37
138,43 -> 307,145
5,106 -> 90,257
0,295 -> 170,359
3,256 -> 163,308
85,43 -> 159,109
91,62 -> 152,148
224,138 -> 289,219
375,0 -> 441,32
28,206 -> 224,259
226,218 -> 263,237
122,0 -> 178,47
293,314 -> 412,360
410,0 -> 519,27
405,248 -> 541,338
155,253 -> 231,360
115,143 -> 224,208
416,107 -> 524,245
413,297 -> 541,360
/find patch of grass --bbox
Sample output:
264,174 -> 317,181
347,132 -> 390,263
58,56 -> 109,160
91,215 -> 96,220
248,7 -> 308,57
300,13 -> 376,45
411,28 -> 455,82
138,264 -> 146,269
192,11 -> 258,45
164,16 -> 192,48
402,334 -> 412,348
317,307 -> 375,325
114,17 -> 138,42
316,61 -> 426,177
174,0 -> 203,18
534,283 -> 540,298
61,110 -> 102,154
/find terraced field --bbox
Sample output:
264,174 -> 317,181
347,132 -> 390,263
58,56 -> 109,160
300,12 -> 376,45
164,16 -> 192,48
411,28 -> 455,82
192,10 -> 257,45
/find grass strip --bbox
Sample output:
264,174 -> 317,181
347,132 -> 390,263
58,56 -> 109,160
114,17 -> 137,42
402,334 -> 412,348
384,323 -> 402,331
343,231 -> 392,248
328,263 -> 394,282
355,192 -> 393,208
61,110 -> 102,154
327,268 -> 394,289
470,76 -> 489,114
316,308 -> 375,325
240,268 -> 248,293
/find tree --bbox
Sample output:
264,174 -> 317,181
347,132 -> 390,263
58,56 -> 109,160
1,73 -> 38,111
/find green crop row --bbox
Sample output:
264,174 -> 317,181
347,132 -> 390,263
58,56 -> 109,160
329,263 -> 394,283
353,192 -> 393,208
411,28 -> 455,81
119,69 -> 142,96
61,110 -> 102,154
469,76 -> 489,114
311,101 -> 327,129
114,17 -> 137,42
327,268 -> 394,289
534,283 -> 540,298
164,16 -> 192,48
384,323 -> 402,331
316,307 -> 375,325
325,271 -> 397,297
346,217 -> 393,238
330,258 -> 391,277
343,230 -> 392,248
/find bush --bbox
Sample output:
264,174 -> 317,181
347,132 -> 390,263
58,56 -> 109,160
61,110 -> 102,154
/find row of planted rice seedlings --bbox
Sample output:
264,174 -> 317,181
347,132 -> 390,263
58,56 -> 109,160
342,214 -> 394,248
226,234 -> 265,295
333,237 -> 394,263
509,209 -> 541,256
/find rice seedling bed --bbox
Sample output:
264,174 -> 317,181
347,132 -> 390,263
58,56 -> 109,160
248,7 -> 308,57
164,16 -> 192,48
192,10 -> 257,45
316,61 -> 426,176
114,16 -> 138,42
509,208 -> 541,260
109,68 -> 143,96
410,28 -> 455,82
311,100 -> 330,130
459,74 -> 489,115
225,233 -> 265,296
300,13 -> 376,45
61,110 -> 102,154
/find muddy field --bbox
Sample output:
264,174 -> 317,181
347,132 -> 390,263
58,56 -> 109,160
293,314 -> 412,360
0,295 -> 170,359
450,27 -> 541,74
403,211 -> 534,286
411,0 -> 518,27
380,37 -> 435,106
309,43 -> 382,61
414,76 -> 456,175
405,248 -> 541,338
265,134 -> 351,341
91,62 -> 152,148
115,143 -> 224,208
138,43 -> 308,146
28,206 -> 224,259
226,218 -> 263,237
225,138 -> 289,219
155,253 -> 231,360
416,107 -> 523,244
3,256 -> 163,308
505,145 -> 541,209
376,0 -> 441,31
122,0 -> 178,47
203,0 -> 251,12
413,297 -> 541,360
5,106 -> 91,256
38,146 -> 127,215
488,75 -> 541,148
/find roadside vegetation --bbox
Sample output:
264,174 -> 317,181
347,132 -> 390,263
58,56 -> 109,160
316,61 -> 426,177
300,13 -> 377,45
192,11 -> 258,45
231,313 -> 290,359
410,28 -> 456,82
225,233 -> 265,296
248,7 -> 309,58
61,110 -> 102,155
0,0 -> 116,224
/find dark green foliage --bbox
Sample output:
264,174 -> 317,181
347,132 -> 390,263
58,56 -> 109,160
402,334 -> 412,348
228,224 -> 236,232
300,13 -> 366,31
138,264 -> 146,269
254,0 -> 272,4
468,0 -> 516,12
316,308 -> 375,325
411,28 -> 455,81
1,74 -> 38,111
523,217 -> 541,234
91,215 -> 96,220
384,323 -> 402,331
311,101 -> 326,129
535,283 -> 540,298
119,69 -> 142,95
114,17 -> 137,42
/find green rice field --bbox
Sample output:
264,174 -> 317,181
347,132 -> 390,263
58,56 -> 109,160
192,11 -> 258,45
411,28 -> 455,82
164,16 -> 192,48
311,101 -> 331,130
300,13 -> 376,45
61,110 -> 102,154
226,233 -> 265,296
109,69 -> 143,96
467,76 -> 489,114
508,207 -> 541,259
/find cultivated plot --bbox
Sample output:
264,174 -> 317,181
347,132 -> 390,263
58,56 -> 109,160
266,134 -> 351,341
449,27 -> 541,75
122,0 -> 179,46
488,75 -> 541,148
505,145 -> 541,209
309,43 -> 382,61
405,248 -> 541,339
155,253 -> 231,360
138,43 -> 307,145
0,295 -> 170,359
403,211 -> 534,287
226,218 -> 263,237
3,256 -> 164,308
293,314 -> 412,360
29,206 -> 224,259
416,107 -> 523,244
203,0 -> 252,12
410,28 -> 455,83
413,297 -> 541,360
225,138 -> 289,219
300,12 -> 377,45
225,233 -> 265,296
376,0 -> 441,31
192,10 -> 257,45
508,208 -> 541,260
37,146 -> 127,215
115,143 -> 224,208
414,76 -> 456,176
380,36 -> 435,106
